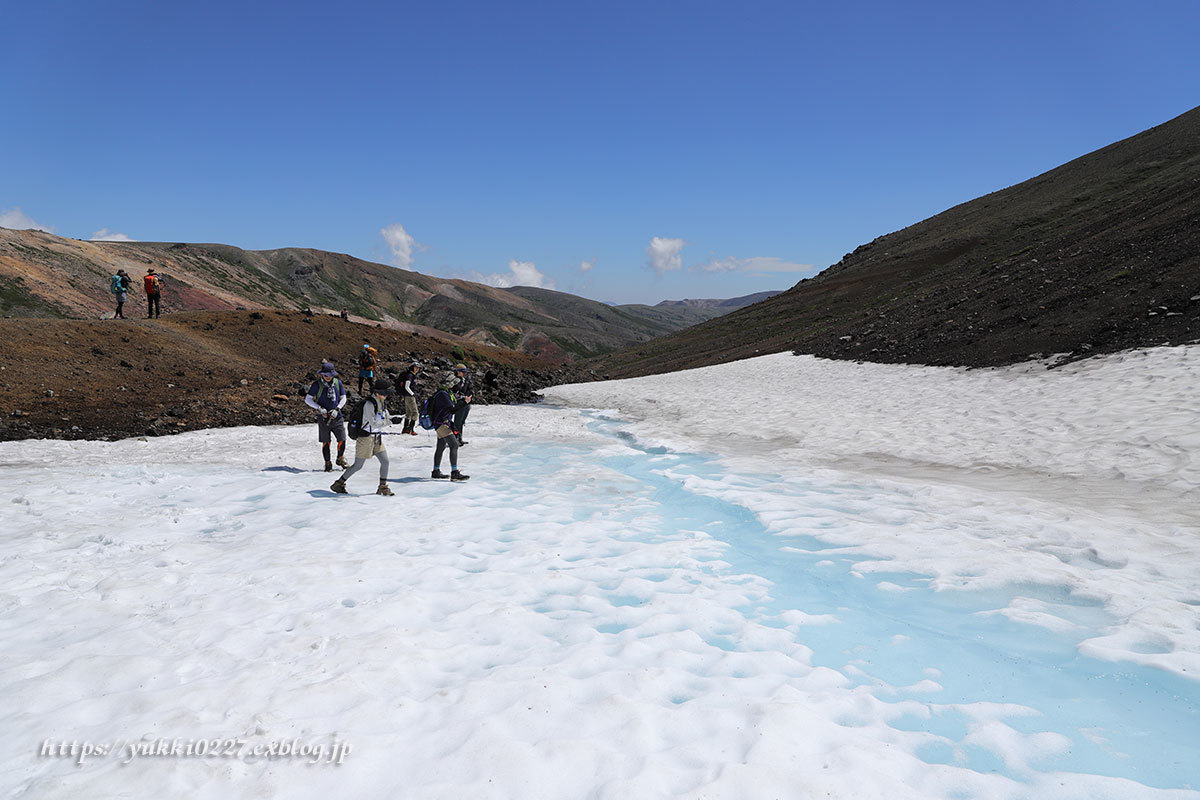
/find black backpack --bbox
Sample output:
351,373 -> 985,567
345,397 -> 370,440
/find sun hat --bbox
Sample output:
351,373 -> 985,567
454,363 -> 467,371
372,378 -> 396,396
318,361 -> 338,377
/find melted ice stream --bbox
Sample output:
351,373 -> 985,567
2,402 -> 1197,799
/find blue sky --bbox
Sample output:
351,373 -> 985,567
3,0 -> 1198,304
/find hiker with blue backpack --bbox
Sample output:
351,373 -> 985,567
331,377 -> 399,496
108,269 -> 131,318
304,361 -> 350,472
427,371 -> 469,482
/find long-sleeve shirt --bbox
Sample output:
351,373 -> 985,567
360,396 -> 391,435
304,378 -> 348,413
452,374 -> 474,406
427,389 -> 457,428
402,370 -> 420,397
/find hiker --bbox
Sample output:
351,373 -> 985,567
451,363 -> 474,445
109,269 -> 131,318
331,378 -> 397,496
144,269 -> 163,318
428,371 -> 469,481
399,362 -> 421,435
340,308 -> 349,321
304,361 -> 350,472
357,343 -> 377,394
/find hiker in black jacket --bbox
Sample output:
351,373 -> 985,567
450,363 -> 474,445
428,372 -> 469,481
399,362 -> 421,435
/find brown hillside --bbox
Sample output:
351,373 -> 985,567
0,310 -> 584,442
0,229 -> 724,362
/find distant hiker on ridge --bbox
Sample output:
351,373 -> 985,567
109,269 -> 131,319
340,308 -> 349,321
428,371 -> 469,482
357,343 -> 377,394
144,269 -> 163,318
331,377 -> 397,496
451,363 -> 474,445
304,361 -> 349,472
400,362 -> 421,435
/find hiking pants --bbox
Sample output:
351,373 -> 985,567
453,403 -> 470,438
434,426 -> 459,469
147,293 -> 161,317
340,435 -> 389,482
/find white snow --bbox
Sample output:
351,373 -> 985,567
2,345 -> 1199,798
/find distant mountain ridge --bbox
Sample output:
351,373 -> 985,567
0,229 -> 757,362
656,291 -> 781,309
591,105 -> 1200,377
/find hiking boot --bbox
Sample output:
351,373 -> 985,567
451,470 -> 470,482
335,456 -> 349,468
458,440 -> 468,446
431,469 -> 449,479
407,428 -> 418,436
376,482 -> 394,496
324,461 -> 334,472
330,479 -> 348,494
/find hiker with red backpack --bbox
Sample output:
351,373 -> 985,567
144,269 -> 163,318
357,344 -> 377,394
304,361 -> 350,472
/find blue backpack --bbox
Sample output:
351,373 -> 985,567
418,398 -> 434,430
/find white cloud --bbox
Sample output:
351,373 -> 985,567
480,259 -> 555,289
647,237 -> 685,276
580,259 -> 594,273
693,256 -> 814,274
380,222 -> 419,269
0,207 -> 54,233
89,228 -> 135,242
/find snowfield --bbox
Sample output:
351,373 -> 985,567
2,346 -> 1198,799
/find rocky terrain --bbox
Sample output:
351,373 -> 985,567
0,310 -> 592,442
589,105 -> 1200,378
0,229 -> 728,362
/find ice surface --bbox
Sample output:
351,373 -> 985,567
2,345 -> 1199,798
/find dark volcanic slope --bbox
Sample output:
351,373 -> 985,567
592,105 -> 1200,378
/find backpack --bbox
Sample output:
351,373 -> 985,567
358,350 -> 376,370
345,397 -> 370,439
418,397 -> 434,430
315,378 -> 344,406
109,275 -> 123,294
